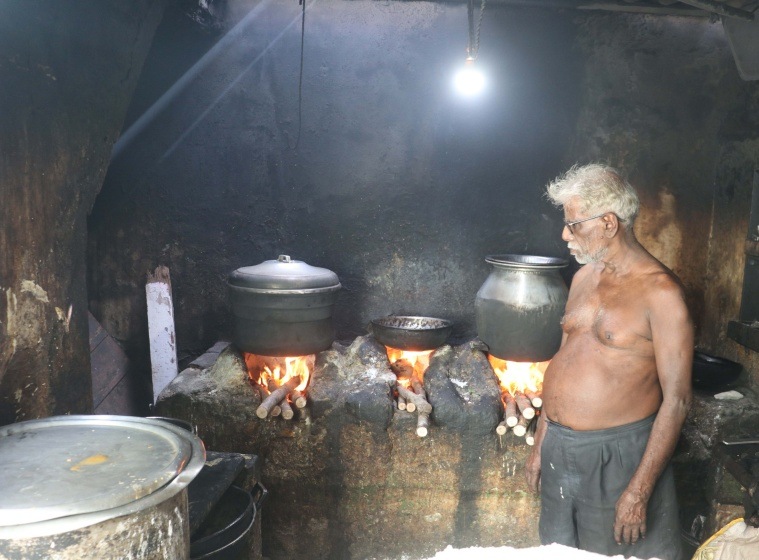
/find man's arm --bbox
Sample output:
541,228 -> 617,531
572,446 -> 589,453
525,330 -> 568,493
613,279 -> 693,545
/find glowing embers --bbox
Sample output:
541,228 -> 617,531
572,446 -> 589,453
386,347 -> 434,438
244,353 -> 314,420
488,355 -> 548,445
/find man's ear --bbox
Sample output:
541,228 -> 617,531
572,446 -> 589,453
603,213 -> 619,237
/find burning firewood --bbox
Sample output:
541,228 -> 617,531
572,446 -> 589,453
290,388 -> 308,409
390,359 -> 414,380
514,391 -> 535,420
524,389 -> 542,409
502,391 -> 519,428
256,377 -> 300,419
396,383 -> 432,414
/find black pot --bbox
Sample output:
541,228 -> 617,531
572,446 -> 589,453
692,351 -> 742,391
228,255 -> 341,356
370,316 -> 453,351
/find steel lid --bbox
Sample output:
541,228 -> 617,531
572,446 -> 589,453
0,415 -> 205,538
228,254 -> 341,293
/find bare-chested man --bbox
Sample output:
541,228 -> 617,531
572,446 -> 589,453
526,164 -> 693,560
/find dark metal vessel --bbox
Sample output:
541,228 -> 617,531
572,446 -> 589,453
370,315 -> 453,351
228,255 -> 341,356
475,254 -> 568,362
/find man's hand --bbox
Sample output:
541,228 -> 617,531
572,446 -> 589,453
525,447 -> 541,493
614,488 -> 648,545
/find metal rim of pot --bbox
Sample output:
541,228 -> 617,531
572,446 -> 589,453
0,415 -> 206,540
485,254 -> 569,270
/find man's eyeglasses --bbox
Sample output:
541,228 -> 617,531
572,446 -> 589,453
564,212 -> 609,235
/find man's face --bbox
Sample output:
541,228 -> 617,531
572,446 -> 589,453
562,199 -> 608,265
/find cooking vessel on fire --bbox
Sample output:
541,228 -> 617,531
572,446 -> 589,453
370,315 -> 454,351
228,255 -> 341,356
0,415 -> 205,559
475,254 -> 569,362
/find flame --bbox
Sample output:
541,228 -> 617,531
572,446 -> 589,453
244,353 -> 313,392
488,355 -> 548,396
385,347 -> 433,382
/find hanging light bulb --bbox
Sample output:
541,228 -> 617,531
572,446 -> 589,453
453,0 -> 487,97
454,56 -> 485,96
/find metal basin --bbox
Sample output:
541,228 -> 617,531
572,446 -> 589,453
370,316 -> 453,351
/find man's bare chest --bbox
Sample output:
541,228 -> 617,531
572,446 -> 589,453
562,281 -> 652,349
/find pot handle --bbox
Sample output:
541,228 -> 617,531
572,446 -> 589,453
278,255 -> 291,263
251,481 -> 269,508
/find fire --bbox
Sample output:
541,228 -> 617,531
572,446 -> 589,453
244,353 -> 313,392
385,347 -> 433,386
488,355 -> 548,396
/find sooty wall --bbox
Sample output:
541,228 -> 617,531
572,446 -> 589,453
87,1 -> 759,385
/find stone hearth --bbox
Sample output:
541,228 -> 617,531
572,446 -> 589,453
155,336 -> 539,560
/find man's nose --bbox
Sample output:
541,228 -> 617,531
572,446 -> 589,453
562,225 -> 573,242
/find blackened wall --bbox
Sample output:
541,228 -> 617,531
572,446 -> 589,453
88,1 -> 759,386
0,0 -> 166,425
88,1 -> 581,368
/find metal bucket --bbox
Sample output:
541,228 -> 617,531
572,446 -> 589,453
190,484 -> 267,560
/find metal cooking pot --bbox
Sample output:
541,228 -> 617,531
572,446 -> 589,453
475,254 -> 569,362
370,315 -> 453,351
0,415 -> 205,560
228,255 -> 341,356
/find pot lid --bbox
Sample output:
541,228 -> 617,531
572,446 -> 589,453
0,415 -> 205,538
228,255 -> 341,291
486,254 -> 569,269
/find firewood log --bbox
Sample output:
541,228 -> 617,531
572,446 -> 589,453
280,398 -> 294,420
396,383 -> 432,414
513,414 -> 531,437
496,420 -> 510,435
514,391 -> 535,420
525,417 -> 537,446
411,374 -> 425,398
290,388 -> 308,409
397,395 -> 407,411
524,389 -> 542,409
502,392 -> 519,427
257,377 -> 300,419
416,412 -> 430,438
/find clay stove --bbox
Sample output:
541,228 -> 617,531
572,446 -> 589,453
155,335 -> 542,559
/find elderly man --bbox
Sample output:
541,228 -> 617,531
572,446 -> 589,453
526,164 -> 692,560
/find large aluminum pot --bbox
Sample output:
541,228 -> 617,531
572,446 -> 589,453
0,415 -> 205,560
228,255 -> 341,356
475,254 -> 569,362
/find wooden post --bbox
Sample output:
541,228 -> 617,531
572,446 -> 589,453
146,266 -> 178,403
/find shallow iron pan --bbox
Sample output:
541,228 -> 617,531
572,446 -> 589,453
370,315 -> 453,351
693,350 -> 742,391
